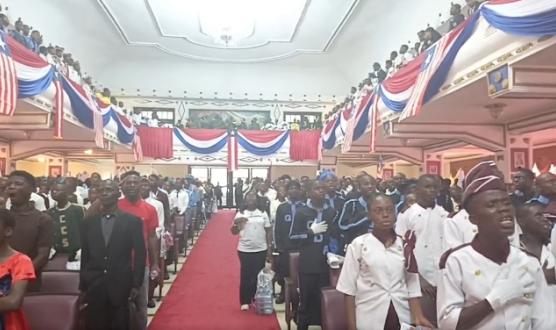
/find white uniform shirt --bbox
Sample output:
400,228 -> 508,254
395,203 -> 448,286
336,233 -> 421,329
235,209 -> 271,253
145,197 -> 165,229
443,209 -> 522,249
5,192 -> 46,211
437,245 -> 555,330
177,189 -> 190,214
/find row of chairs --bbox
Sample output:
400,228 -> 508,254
283,252 -> 347,330
22,208 -> 211,330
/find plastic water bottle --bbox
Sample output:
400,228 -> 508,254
254,268 -> 274,315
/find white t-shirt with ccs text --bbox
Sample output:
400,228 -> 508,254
235,209 -> 271,253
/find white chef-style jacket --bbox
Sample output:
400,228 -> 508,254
336,233 -> 421,330
443,209 -> 523,249
437,244 -> 556,330
395,203 -> 448,286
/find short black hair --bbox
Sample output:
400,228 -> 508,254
0,209 -> 15,228
286,180 -> 301,190
8,170 -> 36,188
516,168 -> 535,180
368,193 -> 394,206
516,201 -> 545,222
121,170 -> 141,181
417,174 -> 439,185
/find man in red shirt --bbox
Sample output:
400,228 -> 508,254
118,171 -> 159,330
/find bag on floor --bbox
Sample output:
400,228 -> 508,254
254,265 -> 275,315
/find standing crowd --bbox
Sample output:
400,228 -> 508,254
232,164 -> 556,329
0,170 -> 215,329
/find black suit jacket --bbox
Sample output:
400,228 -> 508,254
80,210 -> 146,306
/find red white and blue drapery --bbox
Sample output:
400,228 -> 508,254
322,0 -> 556,151
0,32 -> 137,147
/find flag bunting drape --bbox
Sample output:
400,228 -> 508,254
321,0 -> 556,151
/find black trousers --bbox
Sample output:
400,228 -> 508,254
238,250 -> 267,305
85,284 -> 129,330
275,251 -> 290,287
297,272 -> 329,330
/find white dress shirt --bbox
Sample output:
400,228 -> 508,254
177,189 -> 190,215
146,197 -> 165,237
5,192 -> 46,211
337,233 -> 421,329
395,203 -> 448,286
437,245 -> 556,329
443,209 -> 522,250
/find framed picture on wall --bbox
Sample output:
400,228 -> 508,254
0,158 -> 5,176
49,166 -> 62,178
511,148 -> 529,171
382,168 -> 394,179
426,161 -> 441,175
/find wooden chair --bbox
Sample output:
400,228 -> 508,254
284,251 -> 300,330
23,294 -> 79,330
40,271 -> 80,295
174,214 -> 188,256
321,287 -> 348,330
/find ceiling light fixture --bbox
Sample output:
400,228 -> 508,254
198,0 -> 257,47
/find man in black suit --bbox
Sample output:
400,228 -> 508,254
80,179 -> 146,330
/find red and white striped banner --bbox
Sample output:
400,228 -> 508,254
227,132 -> 238,172
93,108 -> 104,148
0,31 -> 17,116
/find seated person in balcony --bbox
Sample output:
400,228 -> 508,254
0,209 -> 36,330
449,3 -> 466,31
398,44 -> 415,69
47,179 -> 84,262
249,117 -> 261,130
372,63 -> 386,83
30,30 -> 41,53
148,112 -> 160,127
390,50 -> 398,67
0,13 -> 9,32
385,60 -> 394,77
69,60 -> 81,83
422,27 -> 442,50
337,194 -> 433,330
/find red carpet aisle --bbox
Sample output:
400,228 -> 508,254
149,210 -> 281,330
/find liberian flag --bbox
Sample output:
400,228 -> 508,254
0,31 -> 17,116
369,93 -> 380,152
401,14 -> 479,120
228,130 -> 238,171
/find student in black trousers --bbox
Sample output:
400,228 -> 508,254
80,180 -> 146,330
231,192 -> 272,311
289,180 -> 337,330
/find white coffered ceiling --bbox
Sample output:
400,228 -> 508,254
7,0 -> 451,101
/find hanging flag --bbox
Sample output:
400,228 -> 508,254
0,31 -> 17,116
227,130 -> 238,172
369,94 -> 380,152
93,107 -> 104,148
53,72 -> 64,138
133,135 -> 143,162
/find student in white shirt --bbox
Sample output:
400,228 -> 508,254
516,202 -> 556,289
231,191 -> 272,311
5,192 -> 46,211
437,163 -> 556,329
395,174 -> 447,326
337,194 -> 433,330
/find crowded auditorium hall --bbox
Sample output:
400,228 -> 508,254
1,0 -> 556,329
